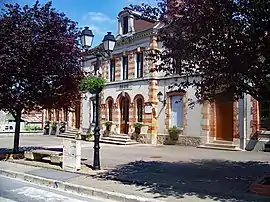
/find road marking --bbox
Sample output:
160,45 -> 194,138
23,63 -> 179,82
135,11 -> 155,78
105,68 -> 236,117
10,186 -> 88,202
0,197 -> 16,202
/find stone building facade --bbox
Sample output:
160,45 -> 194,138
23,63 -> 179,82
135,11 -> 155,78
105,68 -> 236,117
43,7 -> 269,149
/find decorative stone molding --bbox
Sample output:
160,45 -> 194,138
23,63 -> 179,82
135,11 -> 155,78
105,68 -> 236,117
233,102 -> 239,138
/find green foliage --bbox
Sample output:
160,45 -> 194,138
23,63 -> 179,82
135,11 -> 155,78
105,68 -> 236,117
168,126 -> 182,141
104,121 -> 113,127
0,1 -> 83,153
79,75 -> 105,94
86,132 -> 94,140
51,122 -> 58,130
24,125 -> 42,131
131,0 -> 270,103
134,122 -> 144,128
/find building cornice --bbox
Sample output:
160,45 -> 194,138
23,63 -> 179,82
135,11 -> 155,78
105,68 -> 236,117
105,75 -> 191,87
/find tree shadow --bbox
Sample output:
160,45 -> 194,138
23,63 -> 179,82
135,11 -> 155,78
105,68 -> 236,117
96,160 -> 270,201
0,146 -> 63,154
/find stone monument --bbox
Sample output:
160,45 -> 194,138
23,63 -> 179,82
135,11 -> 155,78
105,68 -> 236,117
62,139 -> 81,171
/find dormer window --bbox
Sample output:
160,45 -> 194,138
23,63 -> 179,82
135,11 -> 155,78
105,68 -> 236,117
122,16 -> 129,35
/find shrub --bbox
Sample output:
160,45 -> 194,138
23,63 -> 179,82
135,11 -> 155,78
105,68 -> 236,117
134,122 -> 144,129
168,126 -> 182,141
79,75 -> 105,94
51,122 -> 58,130
104,121 -> 113,127
24,125 -> 42,131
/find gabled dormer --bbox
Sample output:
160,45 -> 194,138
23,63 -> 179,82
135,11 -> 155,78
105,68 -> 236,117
117,7 -> 158,37
118,7 -> 135,36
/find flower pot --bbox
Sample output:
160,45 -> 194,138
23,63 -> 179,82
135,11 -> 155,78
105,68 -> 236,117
135,127 -> 141,134
106,125 -> 111,131
50,128 -> 56,135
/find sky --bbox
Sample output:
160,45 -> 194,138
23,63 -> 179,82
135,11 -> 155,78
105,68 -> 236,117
1,0 -> 157,46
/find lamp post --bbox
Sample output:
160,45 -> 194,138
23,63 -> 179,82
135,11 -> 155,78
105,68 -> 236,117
80,27 -> 116,170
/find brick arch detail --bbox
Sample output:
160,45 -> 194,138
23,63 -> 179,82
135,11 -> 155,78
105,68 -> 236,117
116,92 -> 131,107
133,94 -> 145,123
105,96 -> 114,121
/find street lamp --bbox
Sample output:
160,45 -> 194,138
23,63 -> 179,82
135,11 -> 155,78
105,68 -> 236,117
157,91 -> 167,105
80,27 -> 116,170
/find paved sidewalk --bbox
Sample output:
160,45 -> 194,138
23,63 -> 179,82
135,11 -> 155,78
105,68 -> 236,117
0,160 -> 269,202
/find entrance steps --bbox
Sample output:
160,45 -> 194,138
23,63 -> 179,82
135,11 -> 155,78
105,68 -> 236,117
100,134 -> 138,145
198,140 -> 241,151
57,128 -> 79,139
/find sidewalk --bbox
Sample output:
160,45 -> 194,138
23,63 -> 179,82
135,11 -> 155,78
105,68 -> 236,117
0,160 -> 269,202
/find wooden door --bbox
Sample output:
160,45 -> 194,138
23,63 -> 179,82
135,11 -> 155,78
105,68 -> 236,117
75,103 -> 81,129
216,101 -> 233,141
120,97 -> 129,134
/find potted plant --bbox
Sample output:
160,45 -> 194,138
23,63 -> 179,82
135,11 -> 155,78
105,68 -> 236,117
50,122 -> 58,135
43,121 -> 50,135
168,126 -> 182,143
134,122 -> 143,134
86,132 -> 94,141
59,122 -> 66,133
104,121 -> 113,131
79,75 -> 106,94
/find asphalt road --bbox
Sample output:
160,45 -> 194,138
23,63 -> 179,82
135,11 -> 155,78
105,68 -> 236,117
0,175 -> 111,202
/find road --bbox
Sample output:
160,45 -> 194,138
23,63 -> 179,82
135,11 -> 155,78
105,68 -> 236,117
0,175 -> 111,202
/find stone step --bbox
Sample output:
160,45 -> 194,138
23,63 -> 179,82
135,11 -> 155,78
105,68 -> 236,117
57,133 -> 76,139
204,143 -> 237,149
100,139 -> 138,145
108,134 -> 131,139
213,140 -> 233,145
101,136 -> 133,143
197,144 -> 241,151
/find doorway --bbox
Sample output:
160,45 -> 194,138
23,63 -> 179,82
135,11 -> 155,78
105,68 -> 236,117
215,101 -> 233,141
120,95 -> 130,134
75,103 -> 81,129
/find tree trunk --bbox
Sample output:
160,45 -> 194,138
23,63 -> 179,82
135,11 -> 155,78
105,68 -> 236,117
13,109 -> 22,154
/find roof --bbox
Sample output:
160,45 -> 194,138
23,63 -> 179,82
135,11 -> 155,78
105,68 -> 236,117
21,111 -> 43,123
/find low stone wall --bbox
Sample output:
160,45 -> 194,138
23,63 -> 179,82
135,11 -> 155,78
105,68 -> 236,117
157,134 -> 203,147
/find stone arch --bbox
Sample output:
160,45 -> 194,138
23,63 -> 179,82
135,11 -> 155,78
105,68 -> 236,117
133,94 -> 145,123
116,92 -> 131,107
105,96 -> 114,121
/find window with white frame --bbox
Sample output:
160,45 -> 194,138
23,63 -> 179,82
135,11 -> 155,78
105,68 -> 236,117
122,56 -> 128,80
110,59 -> 115,82
136,52 -> 143,78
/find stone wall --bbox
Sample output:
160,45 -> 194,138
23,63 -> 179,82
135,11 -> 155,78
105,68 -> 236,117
157,134 -> 203,146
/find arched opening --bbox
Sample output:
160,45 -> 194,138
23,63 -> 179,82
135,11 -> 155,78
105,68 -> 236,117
137,98 -> 143,122
75,103 -> 81,129
108,99 -> 113,121
118,92 -> 130,134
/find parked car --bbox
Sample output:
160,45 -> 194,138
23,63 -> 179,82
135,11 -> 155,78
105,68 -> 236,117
0,125 -> 14,132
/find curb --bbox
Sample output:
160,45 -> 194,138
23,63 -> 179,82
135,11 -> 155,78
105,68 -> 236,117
0,169 -> 161,202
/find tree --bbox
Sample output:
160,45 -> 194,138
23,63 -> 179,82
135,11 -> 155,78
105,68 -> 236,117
131,0 -> 270,103
0,1 -> 83,153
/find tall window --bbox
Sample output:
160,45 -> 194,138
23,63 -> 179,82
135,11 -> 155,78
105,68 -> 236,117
92,101 -> 96,123
136,52 -> 143,78
63,108 -> 68,122
259,100 -> 270,129
56,109 -> 59,121
122,16 -> 129,35
171,95 -> 184,127
122,56 -> 128,80
110,59 -> 115,82
108,100 -> 113,121
137,98 -> 143,122
48,109 -> 52,120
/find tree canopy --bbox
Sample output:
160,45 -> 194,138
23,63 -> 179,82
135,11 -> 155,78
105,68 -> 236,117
0,1 -> 83,152
131,0 -> 270,103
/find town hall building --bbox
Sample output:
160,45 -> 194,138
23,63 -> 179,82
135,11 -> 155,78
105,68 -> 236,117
43,7 -> 269,151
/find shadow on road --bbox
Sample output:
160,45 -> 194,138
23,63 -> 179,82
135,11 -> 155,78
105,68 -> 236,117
97,159 -> 270,201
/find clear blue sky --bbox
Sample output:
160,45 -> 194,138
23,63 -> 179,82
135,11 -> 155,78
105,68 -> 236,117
2,0 -> 156,46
